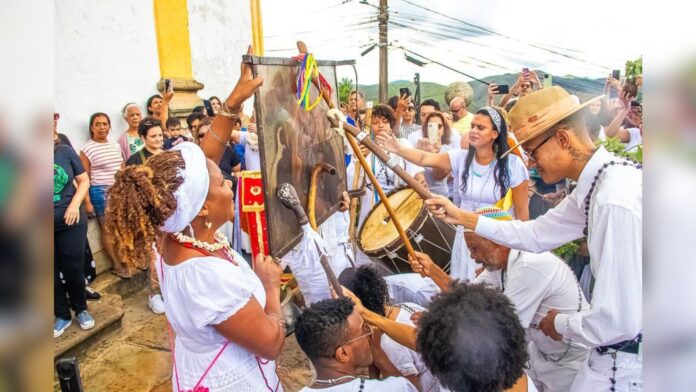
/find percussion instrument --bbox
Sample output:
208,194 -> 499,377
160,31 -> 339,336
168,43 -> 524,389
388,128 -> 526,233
358,187 -> 455,274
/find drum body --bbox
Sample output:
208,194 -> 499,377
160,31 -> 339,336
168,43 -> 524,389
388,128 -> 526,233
358,188 -> 455,274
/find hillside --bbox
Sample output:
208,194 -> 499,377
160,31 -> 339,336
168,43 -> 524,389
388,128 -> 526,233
358,72 -> 605,112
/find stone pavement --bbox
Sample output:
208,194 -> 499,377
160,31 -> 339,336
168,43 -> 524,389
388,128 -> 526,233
59,288 -> 313,391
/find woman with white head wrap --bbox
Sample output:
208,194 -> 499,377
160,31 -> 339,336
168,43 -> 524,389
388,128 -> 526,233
105,48 -> 286,391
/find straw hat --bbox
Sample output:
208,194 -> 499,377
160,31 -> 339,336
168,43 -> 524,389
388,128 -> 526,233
503,86 -> 603,157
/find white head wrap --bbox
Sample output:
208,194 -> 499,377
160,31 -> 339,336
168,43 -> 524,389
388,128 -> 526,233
161,142 -> 210,233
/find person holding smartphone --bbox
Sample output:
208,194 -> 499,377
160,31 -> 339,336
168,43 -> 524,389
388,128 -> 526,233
410,112 -> 454,197
377,106 -> 530,282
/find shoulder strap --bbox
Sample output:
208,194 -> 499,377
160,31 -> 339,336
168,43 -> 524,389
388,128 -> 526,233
138,148 -> 148,164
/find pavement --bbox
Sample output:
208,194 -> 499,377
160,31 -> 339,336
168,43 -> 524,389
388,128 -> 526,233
57,288 -> 313,391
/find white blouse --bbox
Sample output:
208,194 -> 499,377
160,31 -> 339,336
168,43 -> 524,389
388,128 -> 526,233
157,252 -> 282,392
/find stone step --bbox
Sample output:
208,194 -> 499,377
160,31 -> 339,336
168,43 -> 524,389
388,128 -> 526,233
54,294 -> 125,360
90,267 -> 150,298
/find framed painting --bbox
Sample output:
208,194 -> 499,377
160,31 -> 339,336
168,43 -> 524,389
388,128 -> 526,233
243,55 -> 351,257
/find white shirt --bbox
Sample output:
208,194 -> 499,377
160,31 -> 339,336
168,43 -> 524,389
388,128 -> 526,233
384,273 -> 440,307
447,149 -> 528,213
381,303 -> 442,392
239,131 -> 261,170
474,250 -> 590,355
624,127 -> 642,152
156,253 -> 281,391
299,376 -> 417,391
474,146 -> 642,347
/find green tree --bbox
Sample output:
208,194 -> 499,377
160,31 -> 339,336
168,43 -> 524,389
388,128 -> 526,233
338,77 -> 354,105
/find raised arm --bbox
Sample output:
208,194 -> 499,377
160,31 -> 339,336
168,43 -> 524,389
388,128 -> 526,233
201,46 -> 263,165
604,91 -> 633,142
375,132 -> 452,172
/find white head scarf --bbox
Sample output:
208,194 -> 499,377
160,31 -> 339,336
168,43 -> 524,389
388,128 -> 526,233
161,142 -> 210,233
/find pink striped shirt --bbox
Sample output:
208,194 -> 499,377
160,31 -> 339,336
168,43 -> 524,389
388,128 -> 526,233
81,139 -> 123,186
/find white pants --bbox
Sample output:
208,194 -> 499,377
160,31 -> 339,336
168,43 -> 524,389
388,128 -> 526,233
527,340 -> 588,392
571,349 -> 642,391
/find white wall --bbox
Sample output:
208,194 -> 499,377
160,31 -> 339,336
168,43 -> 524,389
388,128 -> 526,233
55,1 -> 161,150
55,0 -> 253,149
188,0 -> 252,112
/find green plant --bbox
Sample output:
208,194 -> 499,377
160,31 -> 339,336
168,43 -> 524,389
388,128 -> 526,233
338,77 -> 354,105
553,240 -> 581,262
625,57 -> 643,78
596,137 -> 643,163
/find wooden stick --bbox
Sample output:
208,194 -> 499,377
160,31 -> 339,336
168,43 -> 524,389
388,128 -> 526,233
345,132 -> 417,260
308,163 -> 336,231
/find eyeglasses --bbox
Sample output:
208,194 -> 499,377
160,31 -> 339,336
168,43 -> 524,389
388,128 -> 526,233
341,323 -> 373,346
526,127 -> 564,162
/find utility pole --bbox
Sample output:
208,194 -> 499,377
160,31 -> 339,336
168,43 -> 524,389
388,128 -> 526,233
413,72 -> 421,123
378,0 -> 388,103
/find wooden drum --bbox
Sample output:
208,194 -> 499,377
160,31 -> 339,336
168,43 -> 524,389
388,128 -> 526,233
357,187 -> 455,274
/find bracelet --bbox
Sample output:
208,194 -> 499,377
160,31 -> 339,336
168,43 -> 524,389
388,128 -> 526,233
218,101 -> 241,119
208,127 -> 229,146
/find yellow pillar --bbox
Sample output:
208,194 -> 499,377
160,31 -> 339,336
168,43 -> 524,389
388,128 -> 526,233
152,0 -> 203,117
250,0 -> 265,56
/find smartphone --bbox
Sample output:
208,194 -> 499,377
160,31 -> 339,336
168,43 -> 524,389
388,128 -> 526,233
496,84 -> 510,94
164,78 -> 172,92
399,87 -> 412,98
366,101 -> 374,109
203,99 -> 215,117
543,74 -> 553,89
610,70 -> 621,99
427,123 -> 439,144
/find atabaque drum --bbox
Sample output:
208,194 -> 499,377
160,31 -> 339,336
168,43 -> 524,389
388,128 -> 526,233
358,187 -> 455,274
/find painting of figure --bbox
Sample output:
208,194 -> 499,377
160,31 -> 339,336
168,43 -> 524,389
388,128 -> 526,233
250,58 -> 347,257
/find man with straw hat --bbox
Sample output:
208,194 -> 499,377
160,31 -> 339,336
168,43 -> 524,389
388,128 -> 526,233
424,86 -> 642,391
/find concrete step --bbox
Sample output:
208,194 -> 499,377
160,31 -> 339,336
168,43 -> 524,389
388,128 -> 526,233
54,294 -> 125,359
90,267 -> 150,298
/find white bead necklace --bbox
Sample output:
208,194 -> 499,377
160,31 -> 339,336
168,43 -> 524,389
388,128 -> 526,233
172,230 -> 232,255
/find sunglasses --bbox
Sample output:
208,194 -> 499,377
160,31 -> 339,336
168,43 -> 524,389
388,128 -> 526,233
526,128 -> 565,162
341,323 -> 373,346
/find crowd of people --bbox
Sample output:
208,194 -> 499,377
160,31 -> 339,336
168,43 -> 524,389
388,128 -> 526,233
54,47 -> 642,392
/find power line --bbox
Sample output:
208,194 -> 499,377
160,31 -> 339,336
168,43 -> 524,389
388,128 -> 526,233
395,0 -> 612,72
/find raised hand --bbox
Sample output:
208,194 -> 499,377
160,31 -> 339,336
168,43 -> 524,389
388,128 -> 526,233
375,131 -> 401,153
225,46 -> 264,112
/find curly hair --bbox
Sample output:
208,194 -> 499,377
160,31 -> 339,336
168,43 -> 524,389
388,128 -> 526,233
416,283 -> 528,392
295,298 -> 354,360
338,266 -> 388,317
371,104 -> 396,129
104,151 -> 185,269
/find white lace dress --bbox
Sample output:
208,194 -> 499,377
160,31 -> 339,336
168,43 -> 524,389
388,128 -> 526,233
157,252 -> 282,392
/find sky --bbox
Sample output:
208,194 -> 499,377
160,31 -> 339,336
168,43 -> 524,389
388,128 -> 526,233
261,0 -> 646,86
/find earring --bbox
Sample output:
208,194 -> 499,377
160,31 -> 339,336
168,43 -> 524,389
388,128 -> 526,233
204,216 -> 212,229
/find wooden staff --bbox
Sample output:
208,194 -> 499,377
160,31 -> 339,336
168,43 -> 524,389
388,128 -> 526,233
308,163 -> 336,231
294,41 -> 422,260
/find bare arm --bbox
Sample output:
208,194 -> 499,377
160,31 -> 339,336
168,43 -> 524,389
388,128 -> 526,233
605,95 -> 631,142
201,46 -> 263,165
213,254 -> 285,359
79,152 -> 94,211
511,180 -> 529,221
377,133 -> 452,171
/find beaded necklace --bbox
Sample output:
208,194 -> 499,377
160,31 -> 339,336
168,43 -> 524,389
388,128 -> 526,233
582,156 -> 642,236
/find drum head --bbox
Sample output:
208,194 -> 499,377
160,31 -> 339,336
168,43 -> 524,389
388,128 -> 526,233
359,188 -> 423,253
